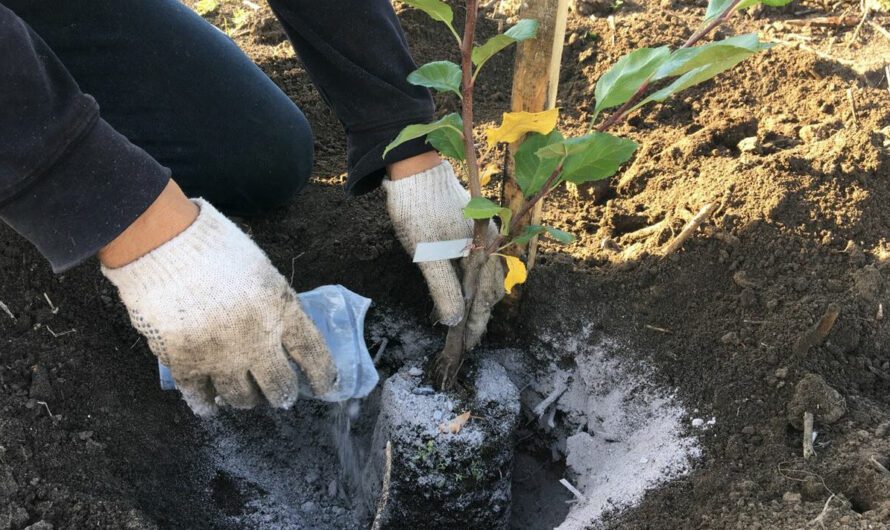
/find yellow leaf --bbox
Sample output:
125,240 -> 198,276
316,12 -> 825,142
479,164 -> 499,187
501,255 -> 528,294
486,109 -> 559,147
439,411 -> 472,434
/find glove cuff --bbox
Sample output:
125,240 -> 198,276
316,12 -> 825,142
101,198 -> 268,296
381,160 -> 467,202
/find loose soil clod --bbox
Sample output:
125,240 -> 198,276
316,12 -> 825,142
787,374 -> 847,431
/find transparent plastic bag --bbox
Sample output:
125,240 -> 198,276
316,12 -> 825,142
158,285 -> 378,402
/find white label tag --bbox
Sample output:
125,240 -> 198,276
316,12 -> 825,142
413,238 -> 473,263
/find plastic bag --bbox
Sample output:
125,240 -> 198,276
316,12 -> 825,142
158,285 -> 378,402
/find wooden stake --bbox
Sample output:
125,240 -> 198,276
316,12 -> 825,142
503,0 -> 569,272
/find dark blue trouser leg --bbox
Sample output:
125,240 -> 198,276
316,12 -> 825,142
7,0 -> 314,216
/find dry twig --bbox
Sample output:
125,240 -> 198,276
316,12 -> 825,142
663,202 -> 718,256
624,219 -> 668,241
46,326 -> 76,338
791,15 -> 861,26
803,411 -> 816,460
533,380 -> 568,418
870,455 -> 889,474
869,20 -> 890,42
36,401 -> 54,418
809,494 -> 836,529
793,304 -> 840,355
559,478 -> 585,501
0,301 -> 14,320
771,39 -> 858,66
43,292 -> 59,314
372,338 -> 389,366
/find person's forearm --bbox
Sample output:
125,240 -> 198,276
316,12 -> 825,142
387,151 -> 442,181
98,180 -> 198,268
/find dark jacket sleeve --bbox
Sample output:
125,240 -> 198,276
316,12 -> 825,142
267,0 -> 436,195
0,4 -> 170,272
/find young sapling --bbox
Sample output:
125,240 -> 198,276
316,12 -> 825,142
386,0 -> 790,389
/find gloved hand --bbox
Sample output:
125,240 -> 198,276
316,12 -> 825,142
102,199 -> 336,416
382,161 -> 505,348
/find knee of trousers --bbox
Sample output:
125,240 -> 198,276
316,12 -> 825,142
226,107 -> 314,216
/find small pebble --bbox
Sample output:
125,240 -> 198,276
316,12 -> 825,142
774,367 -> 788,379
691,418 -> 705,427
737,136 -> 761,153
300,501 -> 317,514
412,386 -> 435,396
782,491 -> 802,504
721,332 -> 740,345
407,367 -> 424,377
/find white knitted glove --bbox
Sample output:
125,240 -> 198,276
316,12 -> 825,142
102,199 -> 337,416
382,161 -> 505,348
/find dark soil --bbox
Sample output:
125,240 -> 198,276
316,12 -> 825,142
1,0 -> 889,528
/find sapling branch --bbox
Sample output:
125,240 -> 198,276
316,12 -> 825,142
684,0 -> 744,47
496,0 -> 748,253
594,0 -> 743,131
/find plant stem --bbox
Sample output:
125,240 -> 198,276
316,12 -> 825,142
486,164 -> 562,252
432,0 -> 484,390
683,0 -> 743,48
461,0 -> 481,200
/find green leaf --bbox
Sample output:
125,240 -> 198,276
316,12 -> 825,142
400,0 -> 461,42
737,0 -> 793,10
511,225 -> 575,245
408,61 -> 462,98
383,113 -> 463,159
427,126 -> 466,161
635,34 -> 771,110
706,0 -> 792,21
514,131 -> 564,197
704,0 -> 735,20
654,34 -> 769,79
511,225 -> 547,246
593,46 -> 670,118
538,132 -> 637,184
463,197 -> 512,236
544,226 -> 575,244
472,19 -> 539,75
463,197 -> 501,219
